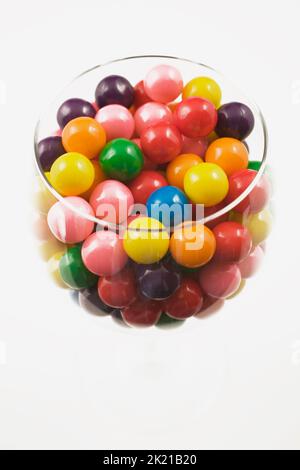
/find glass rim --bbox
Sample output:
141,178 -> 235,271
34,54 -> 268,233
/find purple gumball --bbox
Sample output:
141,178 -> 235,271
57,98 -> 96,129
37,136 -> 65,171
135,258 -> 181,300
95,75 -> 134,109
216,102 -> 255,140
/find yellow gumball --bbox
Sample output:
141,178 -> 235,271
184,163 -> 229,206
245,208 -> 272,245
38,238 -> 67,262
182,76 -> 222,108
123,217 -> 169,264
47,251 -> 68,288
50,152 -> 95,196
33,175 -> 57,215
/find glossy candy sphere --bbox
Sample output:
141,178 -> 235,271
95,75 -> 134,109
165,278 -> 204,319
47,196 -> 95,244
95,105 -> 135,141
81,230 -> 128,277
213,221 -> 252,263
79,286 -> 115,316
62,117 -> 106,159
132,138 -> 158,170
134,102 -> 173,136
205,138 -> 249,177
238,245 -> 264,279
181,135 -> 208,157
174,97 -> 217,138
38,136 -> 65,171
141,123 -> 182,164
216,102 -> 255,140
50,152 -> 95,196
226,169 -> 270,214
123,217 -> 169,264
134,259 -> 181,300
166,153 -> 203,190
146,185 -> 189,227
184,162 -> 229,206
144,64 -> 183,103
245,208 -> 272,245
100,138 -> 143,181
121,296 -> 163,327
133,80 -> 151,108
81,160 -> 107,200
182,76 -> 222,108
57,98 -> 96,129
128,170 -> 168,205
170,223 -> 216,268
59,245 -> 98,290
98,266 -> 137,308
89,179 -> 134,224
198,262 -> 241,299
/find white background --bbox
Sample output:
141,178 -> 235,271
0,0 -> 299,450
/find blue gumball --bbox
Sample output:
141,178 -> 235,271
146,185 -> 190,227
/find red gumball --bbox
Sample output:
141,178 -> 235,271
134,81 -> 152,108
121,297 -> 163,327
98,266 -> 137,309
197,294 -> 225,317
174,97 -> 217,138
213,221 -> 252,263
198,262 -> 241,299
238,245 -> 264,279
165,278 -> 204,319
204,202 -> 229,229
141,123 -> 183,164
226,169 -> 271,214
128,170 -> 168,205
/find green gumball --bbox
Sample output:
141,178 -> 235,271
99,138 -> 144,181
59,244 -> 98,290
248,160 -> 262,171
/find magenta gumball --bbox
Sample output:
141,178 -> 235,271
47,196 -> 95,244
144,65 -> 183,103
81,230 -> 128,276
238,245 -> 264,279
95,105 -> 134,141
134,102 -> 173,136
89,180 -> 134,225
181,135 -> 208,157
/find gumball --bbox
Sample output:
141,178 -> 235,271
81,160 -> 107,200
204,202 -> 229,229
57,98 -> 96,129
166,153 -> 203,189
133,80 -> 151,108
89,179 -> 134,224
245,208 -> 272,245
174,97 -> 217,138
184,163 -> 229,206
248,160 -> 262,171
123,217 -> 169,264
181,135 -> 208,157
95,105 -> 135,141
164,278 -> 204,319
134,102 -> 173,136
47,251 -> 68,289
227,279 -> 246,299
196,294 -> 224,318
212,221 -> 252,263
128,170 -> 167,205
170,223 -> 216,268
62,117 -> 106,159
50,152 -> 95,196
238,245 -> 264,279
121,296 -> 162,327
225,169 -> 271,214
134,259 -> 181,300
81,230 -> 128,276
182,76 -> 222,108
33,176 -> 57,214
98,266 -> 137,308
216,102 -> 254,140
100,138 -> 144,181
47,196 -> 94,244
141,123 -> 182,164
198,262 -> 241,299
37,136 -> 65,171
95,75 -> 134,109
205,138 -> 249,176
79,286 -> 115,316
146,185 -> 189,227
59,244 -> 98,290
144,64 -> 183,103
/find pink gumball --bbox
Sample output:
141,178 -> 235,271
47,196 -> 95,244
238,245 -> 264,279
144,64 -> 183,103
89,180 -> 134,225
198,262 -> 241,299
95,104 -> 135,141
181,135 -> 208,157
81,230 -> 128,276
134,102 -> 173,136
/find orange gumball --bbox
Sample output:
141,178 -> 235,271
205,137 -> 248,176
170,222 -> 216,268
62,117 -> 106,159
166,153 -> 203,190
81,160 -> 106,200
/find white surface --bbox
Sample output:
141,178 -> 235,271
0,0 -> 299,450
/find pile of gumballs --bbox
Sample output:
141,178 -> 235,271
34,63 -> 272,327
